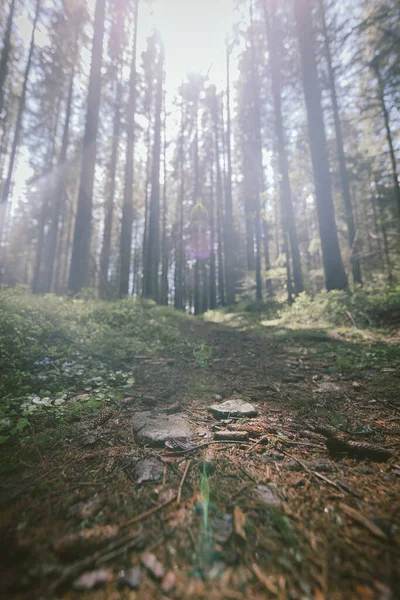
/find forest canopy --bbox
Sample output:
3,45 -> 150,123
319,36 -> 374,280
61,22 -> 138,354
0,0 -> 399,308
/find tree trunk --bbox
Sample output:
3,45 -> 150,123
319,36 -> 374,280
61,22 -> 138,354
249,1 -> 263,301
264,0 -> 304,296
43,40 -> 77,293
119,0 -> 139,296
160,90 -> 169,305
293,0 -> 347,291
224,43 -> 235,304
100,76 -> 122,298
144,43 -> 163,300
68,0 -> 106,293
373,62 -> 400,223
193,102 -> 201,315
0,0 -> 16,121
209,145 -> 217,309
174,106 -> 185,310
0,0 -> 41,244
319,0 -> 362,285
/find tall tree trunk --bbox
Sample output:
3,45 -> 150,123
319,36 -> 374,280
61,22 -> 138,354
100,76 -> 122,298
160,90 -> 168,305
319,0 -> 362,285
68,0 -> 106,293
249,1 -> 263,301
119,0 -> 139,296
209,145 -> 217,309
174,106 -> 185,310
212,90 -> 225,306
193,102 -> 201,315
43,40 -> 77,293
0,0 -> 16,122
142,120 -> 152,296
32,96 -> 62,293
144,43 -> 163,300
224,43 -> 235,304
372,62 -> 400,223
264,0 -> 304,296
0,0 -> 41,242
293,0 -> 347,291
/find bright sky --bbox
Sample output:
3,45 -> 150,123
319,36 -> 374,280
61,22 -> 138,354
141,0 -> 236,92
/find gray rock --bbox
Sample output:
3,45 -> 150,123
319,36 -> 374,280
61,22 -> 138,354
117,566 -> 142,590
132,411 -> 192,447
254,484 -> 281,506
208,399 -> 258,419
134,458 -> 164,484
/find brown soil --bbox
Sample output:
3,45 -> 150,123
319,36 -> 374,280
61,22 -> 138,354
1,319 -> 399,600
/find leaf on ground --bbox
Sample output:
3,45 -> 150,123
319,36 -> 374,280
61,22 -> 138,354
53,525 -> 119,560
73,568 -> 112,591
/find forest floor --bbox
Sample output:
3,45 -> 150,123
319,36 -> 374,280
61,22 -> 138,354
1,293 -> 400,600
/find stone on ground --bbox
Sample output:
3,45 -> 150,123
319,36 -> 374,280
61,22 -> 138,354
132,411 -> 192,447
134,457 -> 164,483
208,398 -> 258,419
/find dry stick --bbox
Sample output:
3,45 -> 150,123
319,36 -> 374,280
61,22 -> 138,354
290,456 -> 347,496
177,459 -> 192,505
120,495 -> 177,528
247,433 -> 269,452
167,439 -> 249,456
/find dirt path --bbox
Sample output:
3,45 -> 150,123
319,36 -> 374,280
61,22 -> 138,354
1,319 -> 400,599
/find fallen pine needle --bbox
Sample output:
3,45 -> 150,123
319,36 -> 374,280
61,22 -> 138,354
340,503 -> 387,540
252,563 -> 279,595
177,459 -> 192,505
121,495 -> 177,528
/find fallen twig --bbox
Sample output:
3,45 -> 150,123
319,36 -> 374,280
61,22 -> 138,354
166,440 -> 249,456
340,503 -> 387,540
177,459 -> 192,505
120,495 -> 177,528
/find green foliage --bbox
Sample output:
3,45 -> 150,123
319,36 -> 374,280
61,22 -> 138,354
0,288 -> 188,445
278,286 -> 400,329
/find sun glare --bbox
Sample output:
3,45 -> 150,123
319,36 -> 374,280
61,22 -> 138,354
142,0 -> 236,92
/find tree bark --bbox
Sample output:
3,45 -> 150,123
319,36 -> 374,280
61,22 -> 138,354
144,42 -> 163,300
68,0 -> 106,293
99,76 -> 122,298
264,0 -> 304,296
224,43 -> 235,304
1,0 -> 41,246
43,37 -> 77,293
293,0 -> 347,291
318,0 -> 362,285
119,0 -> 139,296
0,0 -> 16,121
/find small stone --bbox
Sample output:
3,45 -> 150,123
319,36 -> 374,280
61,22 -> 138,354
117,565 -> 142,590
132,412 -> 192,447
254,485 -> 281,506
141,552 -> 164,579
208,399 -> 258,419
134,458 -> 164,484
161,570 -> 177,593
317,382 -> 341,393
73,568 -> 112,591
